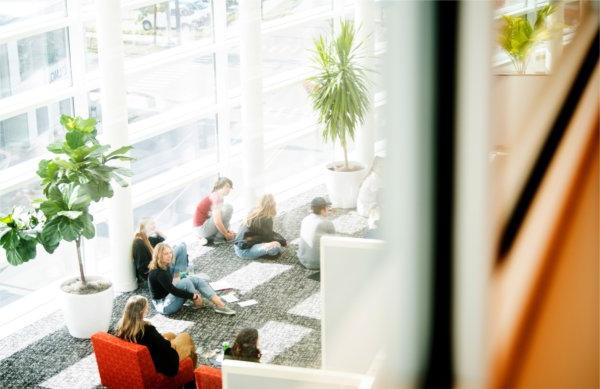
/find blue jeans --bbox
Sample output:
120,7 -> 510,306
154,276 -> 216,315
234,243 -> 283,260
169,242 -> 189,275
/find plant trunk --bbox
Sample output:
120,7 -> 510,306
76,238 -> 86,285
342,140 -> 349,171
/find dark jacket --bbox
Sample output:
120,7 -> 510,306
132,235 -> 164,281
136,323 -> 179,376
148,267 -> 193,301
234,217 -> 286,250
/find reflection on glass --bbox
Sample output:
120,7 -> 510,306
88,54 -> 215,124
261,0 -> 331,21
0,0 -> 65,27
262,18 -> 332,76
374,105 -> 386,143
131,117 -> 218,184
119,0 -> 213,59
263,82 -> 317,139
0,28 -> 71,99
0,98 -> 73,169
134,174 -> 215,230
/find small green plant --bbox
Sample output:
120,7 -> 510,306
498,4 -> 557,74
307,20 -> 371,171
0,115 -> 133,286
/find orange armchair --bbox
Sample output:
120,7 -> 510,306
194,365 -> 222,389
91,332 -> 194,389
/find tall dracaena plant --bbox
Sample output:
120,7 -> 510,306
0,115 -> 133,285
498,4 -> 556,74
307,20 -> 370,171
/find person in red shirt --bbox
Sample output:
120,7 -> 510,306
193,177 -> 236,244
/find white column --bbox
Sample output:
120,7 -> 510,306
240,0 -> 263,209
355,0 -> 376,168
95,0 -> 136,292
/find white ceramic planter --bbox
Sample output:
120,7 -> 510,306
325,162 -> 366,209
59,276 -> 114,339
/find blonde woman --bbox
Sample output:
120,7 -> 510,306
234,194 -> 286,260
132,218 -> 188,283
147,243 -> 235,316
115,295 -> 197,377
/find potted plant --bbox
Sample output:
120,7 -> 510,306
306,20 -> 371,208
498,4 -> 556,74
0,115 -> 133,338
494,4 -> 558,146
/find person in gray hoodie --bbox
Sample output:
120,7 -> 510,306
297,197 -> 336,270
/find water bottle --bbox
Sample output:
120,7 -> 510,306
222,341 -> 230,353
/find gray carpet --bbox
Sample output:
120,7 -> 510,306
0,185 -> 368,389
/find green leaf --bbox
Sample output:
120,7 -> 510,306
106,145 -> 133,159
47,141 -> 65,154
5,239 -> 37,265
57,210 -> 83,220
66,131 -> 87,150
58,217 -> 82,241
0,214 -> 13,225
39,198 -> 64,218
53,159 -> 76,170
78,118 -> 97,133
39,218 -> 61,253
60,115 -> 77,130
79,213 -> 95,239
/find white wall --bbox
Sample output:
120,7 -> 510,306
320,236 -> 385,374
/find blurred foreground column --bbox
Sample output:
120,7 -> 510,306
240,0 -> 264,208
95,0 -> 136,292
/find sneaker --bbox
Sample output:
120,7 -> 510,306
198,237 -> 208,246
214,305 -> 236,315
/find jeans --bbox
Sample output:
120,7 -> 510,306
234,243 -> 283,260
169,242 -> 189,275
153,276 -> 216,315
195,204 -> 233,239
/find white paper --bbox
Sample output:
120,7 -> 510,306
209,280 -> 233,291
222,293 -> 239,303
238,299 -> 258,307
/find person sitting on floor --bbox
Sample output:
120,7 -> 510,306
224,328 -> 262,363
234,194 -> 286,260
297,197 -> 336,270
132,217 -> 189,284
193,177 -> 236,245
148,243 -> 235,316
114,295 -> 197,377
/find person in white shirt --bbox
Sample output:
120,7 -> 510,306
297,197 -> 336,270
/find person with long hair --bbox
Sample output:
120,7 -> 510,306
234,194 -> 286,260
132,218 -> 189,283
148,242 -> 235,316
193,177 -> 236,244
114,295 -> 197,377
224,328 -> 262,363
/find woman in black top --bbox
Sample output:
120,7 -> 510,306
233,194 -> 286,260
148,243 -> 236,316
224,328 -> 262,363
132,218 -> 188,282
114,295 -> 197,376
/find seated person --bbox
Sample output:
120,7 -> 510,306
114,295 -> 197,377
193,177 -> 236,244
132,218 -> 188,283
234,194 -> 286,260
224,328 -> 262,363
148,243 -> 235,316
297,197 -> 336,270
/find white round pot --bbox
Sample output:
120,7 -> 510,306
325,162 -> 367,209
59,276 -> 114,339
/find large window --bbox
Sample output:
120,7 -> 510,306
0,0 -> 387,305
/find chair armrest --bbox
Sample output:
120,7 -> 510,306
177,357 -> 195,384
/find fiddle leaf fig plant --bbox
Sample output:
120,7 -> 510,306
498,4 -> 557,74
0,115 -> 134,287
